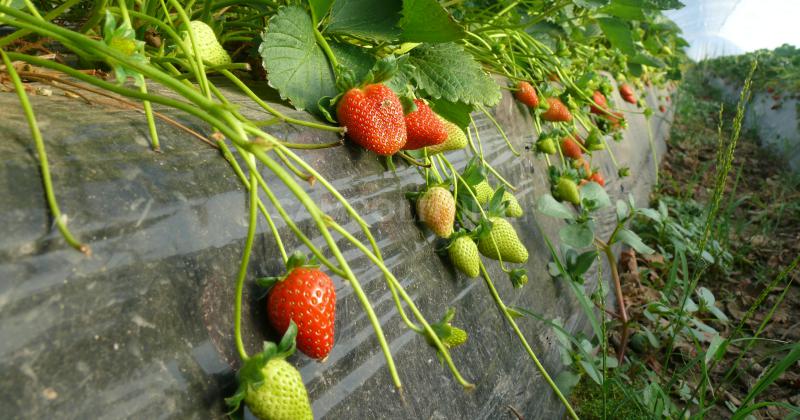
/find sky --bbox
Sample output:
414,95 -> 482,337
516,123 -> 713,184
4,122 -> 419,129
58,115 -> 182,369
665,0 -> 800,60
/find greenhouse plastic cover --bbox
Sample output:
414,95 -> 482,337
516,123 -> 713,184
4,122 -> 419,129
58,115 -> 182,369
665,0 -> 800,60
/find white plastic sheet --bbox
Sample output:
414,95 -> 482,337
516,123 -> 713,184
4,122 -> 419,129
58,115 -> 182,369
665,0 -> 800,60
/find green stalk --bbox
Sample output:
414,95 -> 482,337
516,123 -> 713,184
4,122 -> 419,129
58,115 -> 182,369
219,69 -> 345,133
245,146 -> 402,389
477,104 -> 520,156
327,221 -> 474,389
0,0 -> 82,47
646,115 -> 659,184
165,0 -> 212,99
479,262 -> 579,420
218,140 -> 288,264
1,49 -> 89,255
139,81 -> 161,151
116,0 -> 160,152
233,159 -> 260,361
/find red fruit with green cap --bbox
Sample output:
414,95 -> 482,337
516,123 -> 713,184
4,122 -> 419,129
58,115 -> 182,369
403,99 -> 448,150
541,97 -> 573,122
514,81 -> 540,108
267,264 -> 336,360
590,90 -> 607,114
337,84 -> 407,156
560,137 -> 583,159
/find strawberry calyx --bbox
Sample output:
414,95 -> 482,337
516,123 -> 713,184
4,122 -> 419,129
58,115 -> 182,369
424,308 -> 468,350
484,186 -> 511,218
508,268 -> 528,288
256,251 -> 319,290
225,321 -> 299,414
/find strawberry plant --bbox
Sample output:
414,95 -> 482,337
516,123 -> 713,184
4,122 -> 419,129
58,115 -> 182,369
0,0 -> 693,418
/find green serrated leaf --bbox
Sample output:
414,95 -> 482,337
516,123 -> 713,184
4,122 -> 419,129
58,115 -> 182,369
555,370 -> 582,395
574,0 -> 610,8
309,0 -> 333,23
537,194 -> 575,220
599,2 -> 645,20
615,228 -> 655,254
616,199 -> 629,221
409,42 -> 501,106
260,6 -> 337,112
628,52 -> 665,68
383,54 -> 415,93
326,0 -> 402,41
329,40 -> 376,84
597,17 -> 635,55
399,0 -> 465,43
580,359 -> 603,384
614,0 -> 684,10
428,97 -> 473,130
580,181 -> 611,210
560,223 -> 595,248
572,250 -> 598,276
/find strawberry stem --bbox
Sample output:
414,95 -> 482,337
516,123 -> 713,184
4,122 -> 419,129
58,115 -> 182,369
247,147 -> 403,390
478,262 -> 579,420
233,157 -> 260,362
327,220 -> 475,390
0,49 -> 90,256
218,141 -> 289,264
219,69 -> 346,133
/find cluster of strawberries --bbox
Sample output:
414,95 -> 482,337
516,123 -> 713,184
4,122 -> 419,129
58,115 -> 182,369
336,83 -> 466,156
514,80 -> 623,204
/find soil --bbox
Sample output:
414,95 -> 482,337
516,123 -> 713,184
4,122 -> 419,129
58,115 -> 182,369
628,72 -> 800,418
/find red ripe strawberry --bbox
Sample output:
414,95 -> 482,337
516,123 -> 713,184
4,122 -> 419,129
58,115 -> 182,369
514,81 -> 539,108
659,105 -> 666,113
590,90 -> 607,114
560,137 -> 583,159
606,111 -> 624,130
589,171 -> 605,186
619,84 -> 636,104
542,97 -> 572,122
337,84 -> 407,156
267,268 -> 336,359
403,99 -> 448,150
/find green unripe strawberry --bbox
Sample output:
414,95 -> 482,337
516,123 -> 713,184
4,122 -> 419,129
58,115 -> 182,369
427,119 -> 468,154
555,177 -> 580,205
425,308 -> 468,349
184,21 -> 231,66
109,36 -> 137,56
417,186 -> 455,238
536,137 -> 557,154
472,180 -> 494,205
244,358 -> 313,420
444,326 -> 468,347
503,191 -> 523,218
448,236 -> 480,278
478,217 -> 528,263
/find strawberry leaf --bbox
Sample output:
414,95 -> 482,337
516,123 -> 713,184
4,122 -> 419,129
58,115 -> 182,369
408,43 -> 501,106
382,55 -> 415,94
260,6 -> 337,113
308,0 -> 333,24
329,41 -> 376,86
325,0 -> 402,41
597,17 -> 635,55
399,0 -> 465,43
428,97 -> 473,130
559,222 -> 595,248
